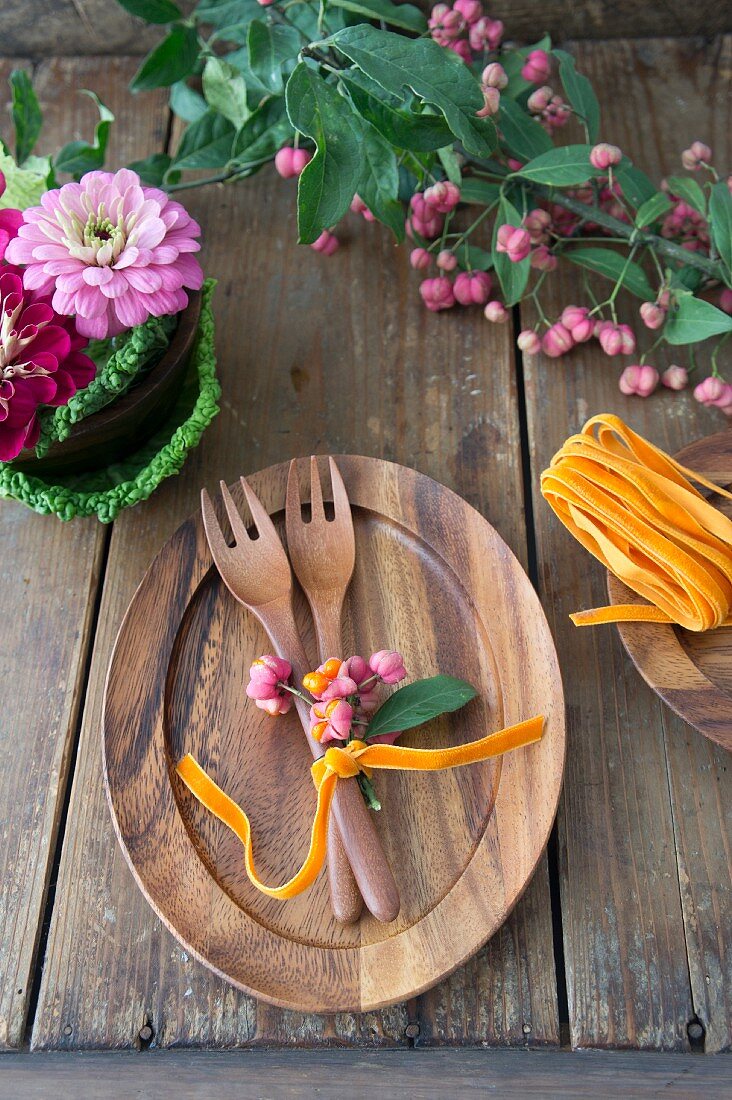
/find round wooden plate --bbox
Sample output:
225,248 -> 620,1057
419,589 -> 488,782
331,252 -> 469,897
608,428 -> 732,752
103,456 -> 565,1013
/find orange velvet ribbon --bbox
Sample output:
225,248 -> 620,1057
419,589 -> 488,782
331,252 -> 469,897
541,414 -> 732,631
176,715 -> 544,900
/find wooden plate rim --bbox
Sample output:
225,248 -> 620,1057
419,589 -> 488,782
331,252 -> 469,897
103,455 -> 566,1012
607,428 -> 732,752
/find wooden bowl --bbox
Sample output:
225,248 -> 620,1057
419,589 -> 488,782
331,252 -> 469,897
11,291 -> 201,478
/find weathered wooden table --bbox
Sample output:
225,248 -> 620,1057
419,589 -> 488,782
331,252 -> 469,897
1,20 -> 731,1096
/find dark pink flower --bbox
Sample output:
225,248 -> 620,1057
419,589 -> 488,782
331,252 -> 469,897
0,172 -> 23,262
0,264 -> 96,461
7,168 -> 203,339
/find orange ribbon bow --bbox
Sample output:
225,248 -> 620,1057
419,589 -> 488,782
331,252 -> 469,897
176,716 -> 544,900
541,414 -> 732,632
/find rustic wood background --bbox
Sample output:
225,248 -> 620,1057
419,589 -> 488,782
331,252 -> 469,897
0,11 -> 730,1066
2,0 -> 731,55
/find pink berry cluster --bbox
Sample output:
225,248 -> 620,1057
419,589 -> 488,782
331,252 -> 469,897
428,0 -> 503,65
526,83 -> 570,135
245,651 -> 409,745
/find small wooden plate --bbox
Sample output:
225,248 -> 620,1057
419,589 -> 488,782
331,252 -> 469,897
103,456 -> 565,1013
608,428 -> 732,752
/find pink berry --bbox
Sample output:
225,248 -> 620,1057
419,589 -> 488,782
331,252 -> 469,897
529,244 -> 557,271
720,288 -> 732,314
617,324 -> 636,355
619,364 -> 659,397
694,375 -> 727,406
477,87 -> 501,117
274,146 -> 296,179
369,649 -> 407,684
523,208 -> 551,242
590,143 -> 622,171
661,365 -> 688,391
496,224 -> 531,263
410,247 -> 431,270
469,16 -> 503,51
527,86 -> 553,114
640,302 -> 666,330
681,141 -> 712,171
542,323 -> 574,357
436,249 -> 457,271
454,270 -> 492,306
484,300 -> 509,323
453,0 -> 482,24
517,329 -> 541,354
310,229 -> 339,256
521,49 -> 551,85
447,38 -> 473,63
291,148 -> 312,175
419,275 -> 455,312
481,62 -> 508,90
424,181 -> 461,213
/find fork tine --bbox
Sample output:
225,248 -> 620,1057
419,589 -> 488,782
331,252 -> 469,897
240,476 -> 282,549
201,487 -> 231,561
328,457 -> 350,522
310,455 -> 325,520
286,459 -> 302,525
219,480 -> 250,544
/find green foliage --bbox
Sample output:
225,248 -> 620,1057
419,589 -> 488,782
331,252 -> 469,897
634,191 -> 671,229
329,0 -> 426,32
497,97 -> 552,163
286,63 -> 364,243
664,293 -> 732,345
554,49 -> 600,142
131,23 -> 200,92
514,144 -> 602,186
117,0 -> 181,21
54,91 -> 114,177
9,70 -> 42,165
709,180 -> 732,287
202,57 -> 250,126
492,195 -> 530,306
365,676 -> 477,739
565,247 -> 655,300
247,20 -> 301,94
666,175 -> 706,216
172,110 -> 237,170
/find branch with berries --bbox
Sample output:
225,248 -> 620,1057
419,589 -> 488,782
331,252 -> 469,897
113,0 -> 732,406
246,652 -> 476,810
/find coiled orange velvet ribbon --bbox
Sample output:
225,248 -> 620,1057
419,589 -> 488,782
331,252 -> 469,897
541,414 -> 732,631
176,716 -> 544,900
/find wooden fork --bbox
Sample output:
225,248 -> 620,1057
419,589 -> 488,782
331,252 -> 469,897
286,457 -> 400,924
201,477 -> 399,924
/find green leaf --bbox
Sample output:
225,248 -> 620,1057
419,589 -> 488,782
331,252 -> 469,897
231,96 -> 292,166
365,675 -> 477,739
497,97 -> 552,163
666,175 -> 706,216
358,125 -> 404,240
54,91 -> 114,177
554,49 -> 600,142
614,163 -> 656,208
130,23 -> 200,92
459,177 -> 500,205
565,247 -> 655,300
285,63 -> 363,244
127,152 -> 176,186
634,191 -> 671,229
194,0 -> 255,26
341,71 -> 453,152
116,0 -> 181,21
456,241 -> 493,271
325,26 -> 497,158
0,149 -> 50,208
202,56 -> 249,126
710,180 -> 732,286
438,145 -> 461,185
664,293 -> 732,345
515,144 -> 600,186
247,20 -> 301,95
328,0 -> 427,32
170,80 -> 208,122
10,70 -> 42,165
492,195 -> 530,306
172,109 -> 236,170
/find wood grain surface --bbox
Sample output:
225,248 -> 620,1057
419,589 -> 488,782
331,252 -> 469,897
608,430 -> 732,751
103,457 -> 564,1011
522,37 -> 732,1052
29,50 -> 561,1048
3,0 -> 730,56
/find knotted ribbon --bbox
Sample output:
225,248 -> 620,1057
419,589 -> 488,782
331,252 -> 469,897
541,414 -> 732,632
176,715 -> 544,900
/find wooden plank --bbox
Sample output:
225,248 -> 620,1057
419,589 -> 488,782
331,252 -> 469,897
0,57 -> 170,1053
2,0 -> 730,55
3,1049 -> 732,1098
521,36 -> 732,1050
31,58 -> 557,1047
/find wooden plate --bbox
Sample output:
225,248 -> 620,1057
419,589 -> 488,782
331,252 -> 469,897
608,428 -> 732,752
103,456 -> 565,1013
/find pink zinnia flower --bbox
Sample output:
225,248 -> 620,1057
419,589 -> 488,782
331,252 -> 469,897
7,168 -> 203,340
0,264 -> 95,461
0,172 -> 23,262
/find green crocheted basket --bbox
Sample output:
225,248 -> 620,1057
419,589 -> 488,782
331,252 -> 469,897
0,279 -> 220,522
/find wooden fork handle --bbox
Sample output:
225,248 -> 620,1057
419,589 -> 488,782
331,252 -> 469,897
256,600 -> 400,924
